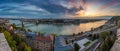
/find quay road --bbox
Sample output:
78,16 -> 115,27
65,25 -> 117,51
67,25 -> 117,42
89,26 -> 117,34
67,26 -> 118,51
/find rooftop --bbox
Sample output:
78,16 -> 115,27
35,36 -> 52,42
76,38 -> 90,51
54,36 -> 73,51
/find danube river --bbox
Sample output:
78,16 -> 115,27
9,20 -> 107,35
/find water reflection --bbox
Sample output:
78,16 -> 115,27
9,20 -> 107,35
25,20 -> 107,35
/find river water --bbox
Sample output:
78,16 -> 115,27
9,20 -> 107,35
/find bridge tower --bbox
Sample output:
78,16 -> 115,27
118,20 -> 120,28
21,18 -> 24,30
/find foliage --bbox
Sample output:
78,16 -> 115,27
3,30 -> 17,51
0,26 -> 4,33
1,25 -> 31,51
97,31 -> 117,51
84,41 -> 91,47
13,34 -> 22,45
11,23 -> 17,29
100,32 -> 109,40
28,29 -> 32,32
91,34 -> 99,41
112,34 -> 117,43
65,40 -> 68,44
18,42 -> 31,51
74,43 -> 80,51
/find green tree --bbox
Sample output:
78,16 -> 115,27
3,31 -> 17,51
105,36 -> 111,51
113,34 -> 117,43
18,42 -> 31,51
92,34 -> 99,41
11,47 -> 17,51
74,43 -> 80,51
65,40 -> 68,44
100,32 -> 109,40
24,46 -> 31,51
13,34 -> 22,45
12,23 -> 17,29
100,41 -> 106,51
28,29 -> 32,32
98,31 -> 116,51
0,26 -> 4,33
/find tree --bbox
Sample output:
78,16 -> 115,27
73,33 -> 75,36
99,41 -> 106,51
3,31 -> 17,51
24,46 -> 31,51
112,34 -> 117,44
0,26 -> 3,33
91,34 -> 99,41
100,32 -> 109,40
13,34 -> 22,45
28,29 -> 32,32
74,43 -> 80,51
11,47 -> 17,51
18,42 -> 31,51
12,23 -> 17,29
99,35 -> 112,51
91,28 -> 94,31
81,32 -> 83,34
18,42 -> 24,51
65,40 -> 68,44
98,31 -> 116,51
3,28 -> 31,51
105,36 -> 111,51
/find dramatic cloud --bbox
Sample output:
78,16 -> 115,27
0,0 -> 119,18
99,0 -> 120,10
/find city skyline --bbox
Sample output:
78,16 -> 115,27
0,0 -> 119,18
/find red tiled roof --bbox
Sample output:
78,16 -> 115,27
35,36 -> 52,42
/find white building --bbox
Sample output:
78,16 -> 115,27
76,38 -> 90,51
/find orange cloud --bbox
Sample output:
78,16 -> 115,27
68,0 -> 85,9
99,0 -> 120,10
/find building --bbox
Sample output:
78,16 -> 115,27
34,35 -> 53,51
54,36 -> 73,51
24,32 -> 54,51
4,21 -> 13,31
0,19 -> 5,25
75,38 -> 91,51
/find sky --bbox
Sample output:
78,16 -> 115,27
0,0 -> 120,18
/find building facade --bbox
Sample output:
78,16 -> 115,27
34,36 -> 53,51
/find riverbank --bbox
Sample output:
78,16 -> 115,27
9,20 -> 107,35
0,16 -> 118,51
55,16 -> 118,51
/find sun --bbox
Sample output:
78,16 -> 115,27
75,10 -> 85,17
84,11 -> 93,16
75,10 -> 101,17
